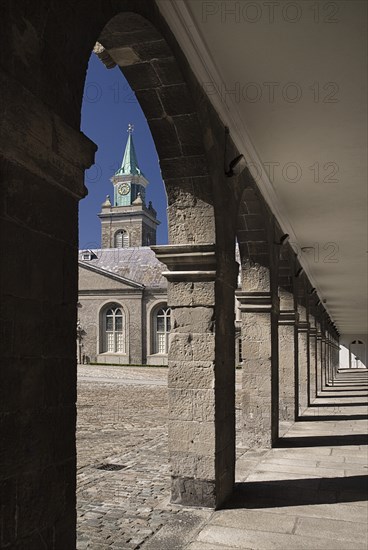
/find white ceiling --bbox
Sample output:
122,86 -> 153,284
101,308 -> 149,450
157,0 -> 367,335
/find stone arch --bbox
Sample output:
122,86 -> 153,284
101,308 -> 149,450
93,11 -> 216,245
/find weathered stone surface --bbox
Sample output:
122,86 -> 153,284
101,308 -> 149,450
147,117 -> 181,158
169,333 -> 215,362
170,452 -> 215,478
143,510 -> 210,550
168,420 -> 215,456
122,62 -> 161,90
241,305 -> 278,448
158,84 -> 194,116
171,477 -> 216,507
167,281 -> 215,307
135,89 -> 164,119
278,323 -> 296,422
241,261 -> 270,291
168,361 -> 215,389
169,388 -> 215,422
168,204 -> 215,244
171,307 -> 214,333
298,330 -> 309,413
152,58 -> 185,86
173,114 -> 204,156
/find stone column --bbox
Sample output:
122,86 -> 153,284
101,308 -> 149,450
237,283 -> 279,448
152,244 -> 237,508
331,337 -> 340,378
0,69 -> 96,548
278,289 -> 298,424
308,319 -> 317,401
297,307 -> 309,414
316,323 -> 322,395
325,333 -> 330,385
321,333 -> 327,390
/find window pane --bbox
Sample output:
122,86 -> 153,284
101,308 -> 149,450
107,332 -> 114,352
157,316 -> 165,332
106,317 -> 113,331
115,316 -> 123,331
157,333 -> 166,354
116,332 -> 124,352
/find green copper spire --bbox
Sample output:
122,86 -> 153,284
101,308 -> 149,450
115,124 -> 144,177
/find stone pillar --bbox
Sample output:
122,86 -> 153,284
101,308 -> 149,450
152,244 -> 237,508
237,283 -> 279,448
308,319 -> 317,401
278,289 -> 298,424
321,333 -> 327,390
0,70 -> 96,548
331,337 -> 340,377
316,323 -> 322,395
325,333 -> 330,384
297,307 -> 309,414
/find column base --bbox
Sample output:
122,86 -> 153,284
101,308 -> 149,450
171,477 -> 216,508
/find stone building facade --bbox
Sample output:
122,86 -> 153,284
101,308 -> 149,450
78,128 -> 171,365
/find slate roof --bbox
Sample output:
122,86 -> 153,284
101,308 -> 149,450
78,247 -> 167,289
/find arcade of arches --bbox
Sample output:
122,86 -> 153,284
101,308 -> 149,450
0,2 -> 365,548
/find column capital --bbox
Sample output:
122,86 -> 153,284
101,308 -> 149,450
278,310 -> 299,326
298,320 -> 310,333
151,243 -> 216,282
235,291 -> 279,313
309,327 -> 317,337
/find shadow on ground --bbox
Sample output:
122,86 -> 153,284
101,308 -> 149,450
222,475 -> 368,509
275,434 -> 368,447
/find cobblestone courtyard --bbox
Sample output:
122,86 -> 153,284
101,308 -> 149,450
77,366 -> 174,549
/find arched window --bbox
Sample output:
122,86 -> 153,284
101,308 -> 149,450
153,307 -> 171,354
115,230 -> 129,248
104,306 -> 125,353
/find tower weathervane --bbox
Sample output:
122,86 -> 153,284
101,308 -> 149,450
127,123 -> 134,134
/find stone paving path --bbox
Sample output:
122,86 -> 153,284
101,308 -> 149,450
77,366 -> 368,549
186,368 -> 368,550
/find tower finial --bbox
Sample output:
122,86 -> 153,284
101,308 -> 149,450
127,123 -> 134,134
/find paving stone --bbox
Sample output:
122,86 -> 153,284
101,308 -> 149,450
196,524 -> 364,549
210,509 -> 296,534
295,516 -> 368,544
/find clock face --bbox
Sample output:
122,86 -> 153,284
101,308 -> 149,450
118,183 -> 130,195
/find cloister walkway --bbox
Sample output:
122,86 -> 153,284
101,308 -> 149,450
144,368 -> 368,550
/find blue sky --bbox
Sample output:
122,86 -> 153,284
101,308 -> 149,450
79,54 -> 168,249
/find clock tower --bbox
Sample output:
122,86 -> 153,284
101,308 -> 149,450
99,124 -> 160,248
